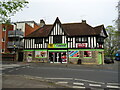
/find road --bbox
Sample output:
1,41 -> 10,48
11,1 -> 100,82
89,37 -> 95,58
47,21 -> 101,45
2,61 -> 120,89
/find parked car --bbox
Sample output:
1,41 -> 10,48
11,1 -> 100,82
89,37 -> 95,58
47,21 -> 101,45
104,57 -> 114,64
115,57 -> 120,61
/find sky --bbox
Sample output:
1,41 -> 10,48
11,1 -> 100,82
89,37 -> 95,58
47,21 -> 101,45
11,0 -> 118,27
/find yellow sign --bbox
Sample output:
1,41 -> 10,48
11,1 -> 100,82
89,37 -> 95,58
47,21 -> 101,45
48,44 -> 54,48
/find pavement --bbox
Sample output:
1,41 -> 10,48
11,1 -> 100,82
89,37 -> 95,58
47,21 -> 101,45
2,74 -> 67,88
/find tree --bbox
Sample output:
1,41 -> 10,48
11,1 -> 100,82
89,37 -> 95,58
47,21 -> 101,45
104,26 -> 119,59
116,0 -> 120,49
0,0 -> 28,24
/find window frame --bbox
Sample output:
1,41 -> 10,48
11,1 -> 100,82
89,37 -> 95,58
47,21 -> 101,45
2,38 -> 5,42
2,26 -> 6,31
83,51 -> 92,58
76,37 -> 88,43
35,38 -> 43,44
53,36 -> 62,43
97,37 -> 104,43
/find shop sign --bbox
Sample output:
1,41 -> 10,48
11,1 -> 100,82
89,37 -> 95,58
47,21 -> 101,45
77,43 -> 87,48
48,43 -> 67,48
54,44 -> 67,48
48,44 -> 54,48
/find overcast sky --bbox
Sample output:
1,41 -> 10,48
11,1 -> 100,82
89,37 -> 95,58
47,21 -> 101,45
11,0 -> 118,27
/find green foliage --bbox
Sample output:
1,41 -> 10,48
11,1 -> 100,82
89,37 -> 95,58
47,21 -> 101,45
104,26 -> 119,59
0,0 -> 28,24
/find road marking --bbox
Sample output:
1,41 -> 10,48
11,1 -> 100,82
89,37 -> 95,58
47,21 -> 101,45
22,67 -> 25,68
73,82 -> 84,85
46,78 -> 73,80
56,81 -> 68,84
73,86 -> 85,88
89,84 -> 101,87
15,68 -> 19,70
8,70 -> 14,72
107,83 -> 120,85
75,78 -> 104,84
107,85 -> 120,88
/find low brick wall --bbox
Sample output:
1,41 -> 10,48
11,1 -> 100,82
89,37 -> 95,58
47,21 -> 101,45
2,54 -> 16,61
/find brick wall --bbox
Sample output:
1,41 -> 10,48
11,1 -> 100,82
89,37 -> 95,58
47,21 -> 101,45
25,23 -> 40,36
0,24 -> 13,54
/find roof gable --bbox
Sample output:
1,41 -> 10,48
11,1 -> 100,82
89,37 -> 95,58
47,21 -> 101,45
49,17 -> 66,36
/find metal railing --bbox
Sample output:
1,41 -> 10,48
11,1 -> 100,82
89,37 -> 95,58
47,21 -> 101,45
7,41 -> 23,49
8,30 -> 24,38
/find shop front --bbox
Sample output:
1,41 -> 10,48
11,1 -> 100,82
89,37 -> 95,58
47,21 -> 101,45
48,50 -> 67,63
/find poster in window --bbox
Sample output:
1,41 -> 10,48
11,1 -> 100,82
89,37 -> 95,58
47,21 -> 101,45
69,51 -> 79,57
84,51 -> 92,57
27,51 -> 32,62
35,51 -> 47,58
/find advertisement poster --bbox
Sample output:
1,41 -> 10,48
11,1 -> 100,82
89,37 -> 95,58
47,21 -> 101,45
27,51 -> 32,62
69,51 -> 79,57
35,51 -> 47,58
84,51 -> 92,57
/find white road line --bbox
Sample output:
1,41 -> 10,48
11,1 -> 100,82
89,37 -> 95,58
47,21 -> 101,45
75,78 -> 104,84
107,83 -> 120,85
45,78 -> 73,80
8,70 -> 14,72
107,85 -> 120,88
55,81 -> 68,84
15,68 -> 19,70
89,84 -> 101,87
73,86 -> 85,88
73,82 -> 84,86
22,67 -> 25,68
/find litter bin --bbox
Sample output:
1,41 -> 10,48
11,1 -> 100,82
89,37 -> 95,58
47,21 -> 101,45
77,59 -> 81,64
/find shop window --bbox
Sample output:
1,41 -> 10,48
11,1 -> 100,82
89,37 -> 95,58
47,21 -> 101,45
84,51 -> 92,57
35,51 -> 47,58
76,37 -> 87,43
53,36 -> 62,43
35,38 -> 43,44
3,26 -> 6,31
69,51 -> 79,58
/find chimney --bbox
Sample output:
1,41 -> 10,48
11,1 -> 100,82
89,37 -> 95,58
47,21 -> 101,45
82,20 -> 86,23
40,19 -> 45,27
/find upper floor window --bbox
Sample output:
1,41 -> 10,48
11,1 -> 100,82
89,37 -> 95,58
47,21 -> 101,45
97,37 -> 104,43
35,38 -> 43,44
2,38 -> 5,42
53,36 -> 62,43
3,26 -> 6,31
1,49 -> 4,53
76,37 -> 88,43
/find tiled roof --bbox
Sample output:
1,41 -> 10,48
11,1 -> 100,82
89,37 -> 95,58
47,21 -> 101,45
26,21 -> 105,37
26,25 -> 53,37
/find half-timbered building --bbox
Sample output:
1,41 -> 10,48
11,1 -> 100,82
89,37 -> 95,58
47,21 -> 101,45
24,17 -> 108,64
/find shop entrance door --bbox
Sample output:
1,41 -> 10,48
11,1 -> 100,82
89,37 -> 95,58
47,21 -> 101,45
49,52 -> 67,63
98,52 -> 102,64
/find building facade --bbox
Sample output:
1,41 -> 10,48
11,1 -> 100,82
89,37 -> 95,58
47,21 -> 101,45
24,17 -> 108,64
1,21 -> 40,61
